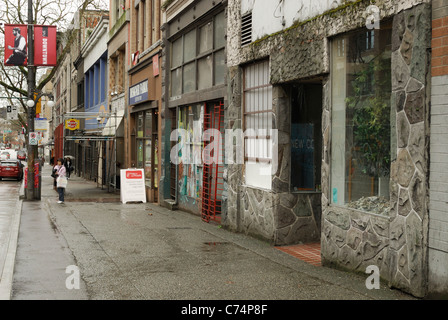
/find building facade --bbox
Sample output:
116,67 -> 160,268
127,0 -> 163,203
225,0 -> 438,298
428,0 -> 448,298
160,0 -> 227,218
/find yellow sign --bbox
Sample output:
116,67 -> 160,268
65,119 -> 80,130
34,93 -> 42,115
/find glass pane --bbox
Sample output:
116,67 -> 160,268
198,55 -> 212,90
183,62 -> 196,93
137,140 -> 144,168
330,26 -> 392,214
171,37 -> 183,68
199,22 -> 213,54
214,11 -> 226,49
137,113 -> 144,138
171,68 -> 182,97
214,49 -> 225,85
154,135 -> 158,188
145,139 -> 151,188
145,110 -> 152,137
183,29 -> 196,62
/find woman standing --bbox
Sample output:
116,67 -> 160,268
54,158 -> 67,204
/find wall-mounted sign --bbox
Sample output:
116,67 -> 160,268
65,119 -> 80,131
129,80 -> 148,105
153,55 -> 159,76
120,169 -> 146,204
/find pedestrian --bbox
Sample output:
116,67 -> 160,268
54,158 -> 67,204
51,162 -> 58,190
65,157 -> 73,179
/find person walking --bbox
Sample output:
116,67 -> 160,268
54,158 -> 67,204
65,157 -> 73,179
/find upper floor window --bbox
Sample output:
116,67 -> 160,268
170,11 -> 226,97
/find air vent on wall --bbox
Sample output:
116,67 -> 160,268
241,11 -> 252,47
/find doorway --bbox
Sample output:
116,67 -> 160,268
201,100 -> 224,223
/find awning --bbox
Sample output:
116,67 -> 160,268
102,111 -> 124,137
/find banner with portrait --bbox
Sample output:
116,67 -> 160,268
4,24 -> 28,66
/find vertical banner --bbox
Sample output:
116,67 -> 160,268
4,24 -> 28,66
34,25 -> 57,66
34,162 -> 40,188
24,168 -> 28,189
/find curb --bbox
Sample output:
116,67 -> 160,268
0,198 -> 23,300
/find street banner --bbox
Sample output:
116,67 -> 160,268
120,169 -> 146,204
34,25 -> 57,66
4,24 -> 28,66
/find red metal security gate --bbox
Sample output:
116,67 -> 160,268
202,101 -> 224,223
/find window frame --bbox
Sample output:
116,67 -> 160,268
169,11 -> 226,97
243,60 -> 273,190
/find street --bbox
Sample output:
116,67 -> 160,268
0,163 -> 417,302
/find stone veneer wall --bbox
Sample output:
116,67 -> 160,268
225,0 -> 432,296
321,4 -> 432,298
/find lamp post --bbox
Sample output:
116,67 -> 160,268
26,98 -> 35,201
26,0 -> 36,200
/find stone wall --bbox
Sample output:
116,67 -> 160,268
225,0 -> 432,297
321,3 -> 432,298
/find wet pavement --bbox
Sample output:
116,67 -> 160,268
5,163 -> 417,300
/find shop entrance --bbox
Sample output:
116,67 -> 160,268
289,82 -> 323,242
201,100 -> 224,223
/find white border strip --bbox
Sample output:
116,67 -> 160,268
0,199 -> 23,300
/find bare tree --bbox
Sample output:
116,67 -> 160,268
0,0 -> 109,129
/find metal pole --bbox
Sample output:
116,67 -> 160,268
26,0 -> 36,201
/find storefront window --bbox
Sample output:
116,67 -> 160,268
330,23 -> 392,214
244,60 -> 273,190
137,113 -> 144,138
145,139 -> 151,187
135,110 -> 159,190
178,104 -> 204,199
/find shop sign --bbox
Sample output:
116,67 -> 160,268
65,119 -> 80,130
129,80 -> 148,105
120,169 -> 146,204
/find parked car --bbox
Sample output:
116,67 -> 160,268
0,151 -> 11,160
0,160 -> 24,181
17,150 -> 26,161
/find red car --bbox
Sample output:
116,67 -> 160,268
17,150 -> 26,161
0,160 -> 24,181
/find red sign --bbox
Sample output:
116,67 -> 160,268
126,171 -> 143,179
34,163 -> 40,188
34,25 -> 57,66
4,24 -> 28,66
153,55 -> 159,76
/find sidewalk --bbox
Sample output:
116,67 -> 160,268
8,163 -> 416,300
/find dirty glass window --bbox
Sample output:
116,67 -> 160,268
244,60 -> 273,190
169,11 -> 226,97
178,104 -> 204,199
198,55 -> 212,90
330,22 -> 392,214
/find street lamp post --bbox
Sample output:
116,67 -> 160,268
26,0 -> 36,201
